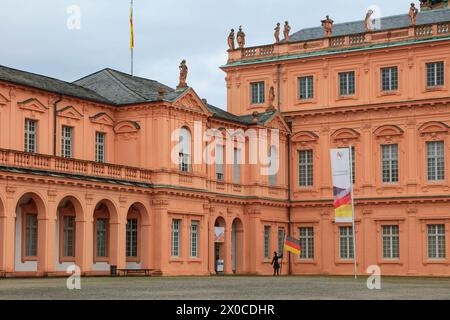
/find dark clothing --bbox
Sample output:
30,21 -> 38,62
271,254 -> 283,276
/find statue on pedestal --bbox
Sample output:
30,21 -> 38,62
177,60 -> 188,89
283,21 -> 291,41
365,9 -> 374,32
227,29 -> 235,51
237,26 -> 246,49
321,15 -> 334,37
274,23 -> 281,43
409,3 -> 419,26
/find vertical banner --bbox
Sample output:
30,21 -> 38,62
214,227 -> 225,243
330,148 -> 353,223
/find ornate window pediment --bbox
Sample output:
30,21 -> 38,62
18,98 -> 48,113
292,131 -> 319,143
0,93 -> 9,106
113,120 -> 140,134
418,121 -> 449,136
90,112 -> 114,127
57,106 -> 83,120
331,128 -> 360,142
374,125 -> 404,138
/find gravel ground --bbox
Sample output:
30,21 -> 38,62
0,276 -> 449,300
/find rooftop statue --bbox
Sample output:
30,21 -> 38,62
268,86 -> 276,111
274,23 -> 281,44
177,60 -> 188,89
237,26 -> 246,49
228,29 -> 235,51
283,21 -> 291,41
409,3 -> 419,25
321,15 -> 334,37
365,9 -> 374,32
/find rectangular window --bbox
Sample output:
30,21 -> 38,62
299,150 -> 313,187
233,148 -> 241,184
25,213 -> 38,257
427,141 -> 445,181
96,218 -> 108,258
339,71 -> 355,96
339,226 -> 354,260
299,227 -> 314,260
190,221 -> 199,258
62,216 -> 75,257
382,225 -> 400,259
299,76 -> 314,100
250,81 -> 265,104
382,144 -> 399,183
264,226 -> 271,259
24,119 -> 37,153
216,144 -> 224,181
126,219 -> 138,258
61,126 -> 73,158
428,224 -> 446,259
426,61 -> 445,88
95,132 -> 106,163
171,219 -> 181,257
277,228 -> 285,254
381,66 -> 399,92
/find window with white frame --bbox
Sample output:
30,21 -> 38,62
428,224 -> 446,259
277,228 -> 285,254
190,221 -> 199,258
299,76 -> 314,100
427,141 -> 445,181
95,218 -> 108,257
382,144 -> 399,183
381,66 -> 398,92
126,219 -> 138,258
264,226 -> 271,259
95,132 -> 106,163
24,119 -> 37,153
299,149 -> 313,187
382,225 -> 399,259
299,227 -> 314,259
269,145 -> 278,186
426,61 -> 444,88
25,213 -> 38,257
233,148 -> 241,184
250,81 -> 265,104
179,128 -> 191,173
339,226 -> 354,260
61,126 -> 73,158
171,219 -> 181,257
339,71 -> 355,96
216,144 -> 224,181
62,215 -> 75,257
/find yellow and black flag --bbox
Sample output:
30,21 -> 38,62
130,1 -> 134,50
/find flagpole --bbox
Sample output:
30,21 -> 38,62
349,145 -> 357,279
130,0 -> 134,76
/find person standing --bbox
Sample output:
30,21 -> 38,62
271,251 -> 283,276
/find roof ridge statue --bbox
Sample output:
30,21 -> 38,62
237,26 -> 246,49
365,9 -> 374,32
321,15 -> 334,37
274,23 -> 281,44
409,3 -> 419,26
227,29 -> 235,51
177,60 -> 188,90
283,21 -> 291,41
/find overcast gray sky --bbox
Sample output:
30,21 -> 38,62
0,0 -> 417,109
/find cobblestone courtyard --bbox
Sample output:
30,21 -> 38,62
1,276 -> 450,300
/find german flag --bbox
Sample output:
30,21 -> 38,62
284,236 -> 301,255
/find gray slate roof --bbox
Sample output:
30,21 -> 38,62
289,8 -> 450,42
74,68 -> 185,105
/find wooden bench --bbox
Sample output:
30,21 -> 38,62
117,269 -> 154,276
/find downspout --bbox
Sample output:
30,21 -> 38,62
53,95 -> 63,156
277,65 -> 281,112
287,120 -> 292,276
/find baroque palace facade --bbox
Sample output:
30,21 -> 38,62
1,3 -> 450,277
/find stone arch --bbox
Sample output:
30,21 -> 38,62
231,217 -> 244,274
373,125 -> 404,138
418,121 -> 449,135
291,131 -> 319,143
213,216 -> 227,271
331,128 -> 360,142
125,202 -> 151,269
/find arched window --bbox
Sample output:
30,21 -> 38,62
179,127 -> 191,172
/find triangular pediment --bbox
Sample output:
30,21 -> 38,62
57,106 -> 83,120
114,120 -> 140,134
261,113 -> 291,133
173,88 -> 211,115
0,93 -> 9,106
90,112 -> 114,126
18,98 -> 48,113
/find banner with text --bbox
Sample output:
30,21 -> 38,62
330,148 -> 354,223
